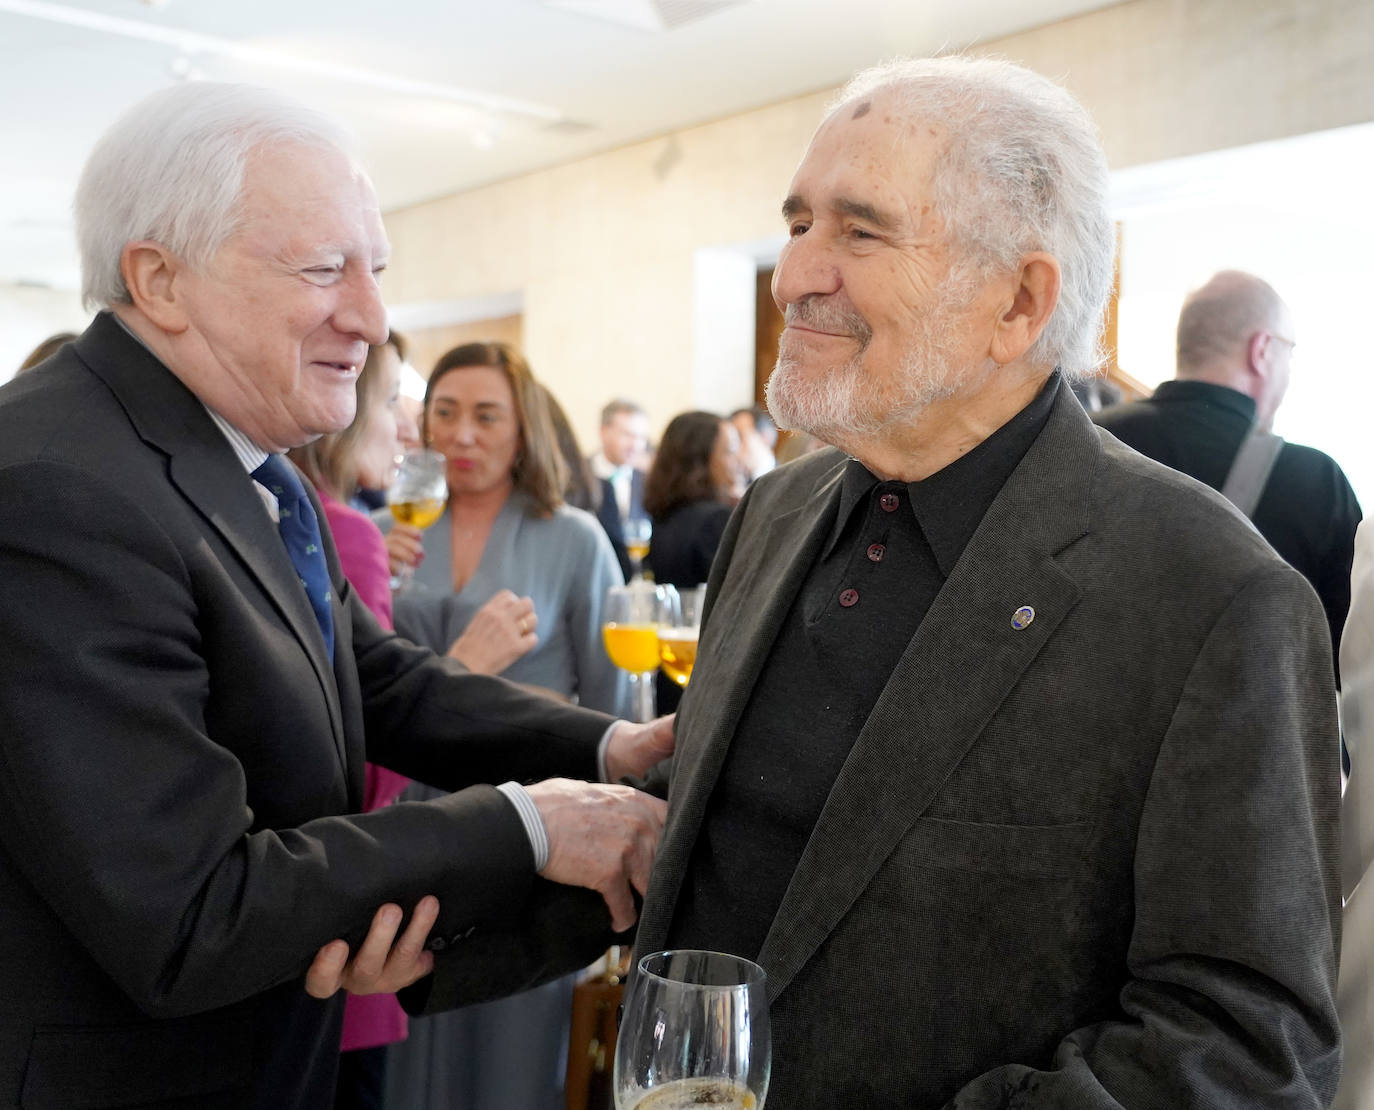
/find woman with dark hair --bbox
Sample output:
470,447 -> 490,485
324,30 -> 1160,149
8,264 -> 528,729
644,410 -> 740,588
385,341 -> 627,1110
643,411 -> 740,713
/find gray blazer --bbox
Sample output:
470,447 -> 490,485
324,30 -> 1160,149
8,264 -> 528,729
635,387 -> 1341,1108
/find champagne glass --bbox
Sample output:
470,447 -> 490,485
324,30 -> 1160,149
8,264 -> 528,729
624,518 -> 653,580
386,447 -> 448,592
657,584 -> 705,690
615,950 -> 770,1110
602,581 -> 668,722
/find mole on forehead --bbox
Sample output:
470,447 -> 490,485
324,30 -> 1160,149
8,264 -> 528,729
850,101 -> 872,120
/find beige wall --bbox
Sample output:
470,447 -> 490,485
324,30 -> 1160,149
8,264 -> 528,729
383,0 -> 1374,446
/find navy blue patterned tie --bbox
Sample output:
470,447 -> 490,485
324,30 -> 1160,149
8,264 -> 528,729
252,454 -> 335,661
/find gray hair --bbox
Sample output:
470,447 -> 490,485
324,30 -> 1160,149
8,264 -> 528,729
74,82 -> 356,310
826,56 -> 1116,380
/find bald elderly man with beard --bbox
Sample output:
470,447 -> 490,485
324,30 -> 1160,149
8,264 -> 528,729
630,56 -> 1341,1108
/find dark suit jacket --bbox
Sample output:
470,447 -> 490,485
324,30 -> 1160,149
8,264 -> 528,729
0,314 -> 616,1109
595,476 -> 634,582
635,387 -> 1341,1108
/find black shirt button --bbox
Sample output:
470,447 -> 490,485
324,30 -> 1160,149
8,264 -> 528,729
839,588 -> 859,607
879,493 -> 900,512
867,543 -> 885,562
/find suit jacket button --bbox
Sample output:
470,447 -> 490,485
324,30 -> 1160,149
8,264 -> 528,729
839,588 -> 859,608
428,935 -> 448,952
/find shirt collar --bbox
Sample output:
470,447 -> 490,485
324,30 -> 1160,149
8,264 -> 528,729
825,371 -> 1062,575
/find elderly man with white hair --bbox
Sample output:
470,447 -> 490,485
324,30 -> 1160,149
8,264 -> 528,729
632,56 -> 1341,1107
0,84 -> 672,1109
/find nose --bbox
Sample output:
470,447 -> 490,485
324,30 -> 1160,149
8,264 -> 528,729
771,231 -> 841,310
336,267 -> 389,346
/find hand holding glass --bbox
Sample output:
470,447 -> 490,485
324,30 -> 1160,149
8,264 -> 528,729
615,949 -> 770,1110
386,447 -> 448,591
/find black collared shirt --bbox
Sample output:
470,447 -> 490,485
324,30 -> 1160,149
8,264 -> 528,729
669,373 -> 1061,960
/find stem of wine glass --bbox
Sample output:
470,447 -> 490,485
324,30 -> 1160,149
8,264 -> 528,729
390,562 -> 415,594
634,671 -> 656,723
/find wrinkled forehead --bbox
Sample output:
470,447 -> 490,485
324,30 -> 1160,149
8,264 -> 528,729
236,140 -> 387,248
788,92 -> 947,223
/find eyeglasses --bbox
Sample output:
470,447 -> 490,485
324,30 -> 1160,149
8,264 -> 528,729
1266,331 -> 1297,353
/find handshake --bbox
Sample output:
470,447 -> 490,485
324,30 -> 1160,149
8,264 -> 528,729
306,713 -> 675,999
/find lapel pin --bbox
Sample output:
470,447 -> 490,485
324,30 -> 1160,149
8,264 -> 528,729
1011,605 -> 1035,630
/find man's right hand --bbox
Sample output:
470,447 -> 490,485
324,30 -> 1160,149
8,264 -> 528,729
524,778 -> 667,933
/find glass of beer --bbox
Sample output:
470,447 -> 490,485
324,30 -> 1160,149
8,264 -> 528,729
602,581 -> 669,722
624,518 -> 653,580
614,949 -> 770,1110
657,584 -> 705,690
385,447 -> 448,592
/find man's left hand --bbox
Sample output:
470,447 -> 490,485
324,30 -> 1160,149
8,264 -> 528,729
305,895 -> 440,999
604,714 -> 675,782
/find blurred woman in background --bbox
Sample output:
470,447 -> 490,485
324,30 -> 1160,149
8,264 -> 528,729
642,409 -> 740,712
287,334 -> 416,1110
385,341 -> 627,1110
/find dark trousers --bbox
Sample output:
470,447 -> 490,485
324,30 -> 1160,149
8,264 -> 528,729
335,1046 -> 388,1110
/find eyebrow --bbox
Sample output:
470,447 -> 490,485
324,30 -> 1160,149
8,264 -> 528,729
835,198 -> 894,229
780,194 -> 896,230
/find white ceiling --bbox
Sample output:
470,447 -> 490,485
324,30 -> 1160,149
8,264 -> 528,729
0,0 -> 1121,292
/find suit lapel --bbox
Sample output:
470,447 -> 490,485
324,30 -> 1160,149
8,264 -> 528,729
637,457 -> 847,952
756,390 -> 1099,1002
77,315 -> 348,768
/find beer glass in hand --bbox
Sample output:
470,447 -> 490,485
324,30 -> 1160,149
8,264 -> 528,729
615,950 -> 770,1110
386,447 -> 448,592
602,581 -> 669,722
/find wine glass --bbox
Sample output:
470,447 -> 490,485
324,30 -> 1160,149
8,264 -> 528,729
624,518 -> 653,580
614,949 -> 770,1110
386,447 -> 448,592
657,584 -> 705,690
602,581 -> 669,722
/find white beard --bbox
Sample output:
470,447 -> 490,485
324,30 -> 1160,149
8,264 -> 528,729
766,293 -> 981,452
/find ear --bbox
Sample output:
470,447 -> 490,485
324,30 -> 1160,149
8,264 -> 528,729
989,252 -> 1061,367
1246,331 -> 1271,378
121,240 -> 191,334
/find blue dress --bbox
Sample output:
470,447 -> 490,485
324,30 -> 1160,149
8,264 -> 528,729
384,492 -> 628,1110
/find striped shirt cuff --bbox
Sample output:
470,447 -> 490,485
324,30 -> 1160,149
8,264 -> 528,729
496,781 -> 549,871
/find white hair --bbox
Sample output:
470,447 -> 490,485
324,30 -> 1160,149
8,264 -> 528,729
74,82 -> 356,310
827,56 -> 1116,380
